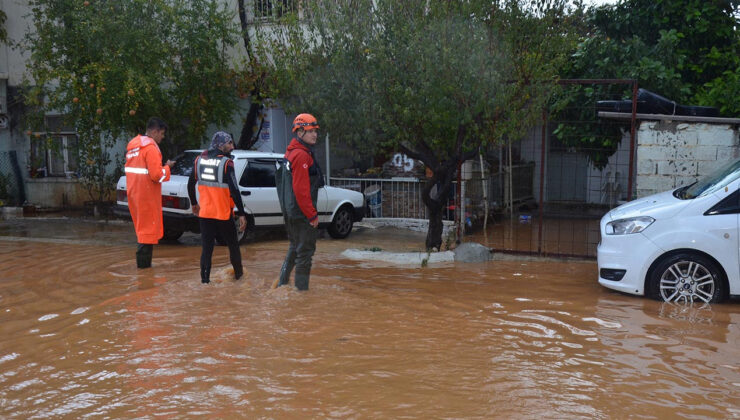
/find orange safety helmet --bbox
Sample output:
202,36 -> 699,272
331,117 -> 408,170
292,113 -> 320,132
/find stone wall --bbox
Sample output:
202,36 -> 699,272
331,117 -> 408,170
635,121 -> 740,198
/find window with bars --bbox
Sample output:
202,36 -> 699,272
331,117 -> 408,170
29,115 -> 79,178
253,0 -> 298,20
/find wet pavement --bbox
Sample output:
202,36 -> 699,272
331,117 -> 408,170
1,216 -> 739,418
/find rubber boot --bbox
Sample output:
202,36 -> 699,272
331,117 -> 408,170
201,266 -> 211,284
294,268 -> 310,291
234,265 -> 244,280
136,244 -> 153,269
278,259 -> 294,287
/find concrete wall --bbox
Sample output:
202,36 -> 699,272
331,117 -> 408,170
635,121 -> 740,198
25,177 -> 91,208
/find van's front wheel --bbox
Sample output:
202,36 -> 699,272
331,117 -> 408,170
648,253 -> 726,303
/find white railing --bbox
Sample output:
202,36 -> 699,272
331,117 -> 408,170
330,177 -> 432,219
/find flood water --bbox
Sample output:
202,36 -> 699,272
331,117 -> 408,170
1,216 -> 739,419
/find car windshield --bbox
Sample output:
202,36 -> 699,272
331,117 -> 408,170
170,151 -> 200,176
675,158 -> 740,199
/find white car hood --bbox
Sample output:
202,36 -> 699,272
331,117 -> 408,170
608,189 -> 690,221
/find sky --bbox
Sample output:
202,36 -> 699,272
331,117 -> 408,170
583,0 -> 620,6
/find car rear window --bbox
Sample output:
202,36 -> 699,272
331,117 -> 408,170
240,159 -> 279,188
170,151 -> 200,176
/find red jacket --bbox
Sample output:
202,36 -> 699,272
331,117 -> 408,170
285,139 -> 318,221
124,135 -> 171,244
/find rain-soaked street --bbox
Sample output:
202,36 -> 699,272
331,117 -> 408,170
1,216 -> 739,419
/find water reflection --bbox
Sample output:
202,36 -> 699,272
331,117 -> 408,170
0,218 -> 738,418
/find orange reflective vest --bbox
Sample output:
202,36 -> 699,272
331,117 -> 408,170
124,135 -> 171,244
195,154 -> 234,221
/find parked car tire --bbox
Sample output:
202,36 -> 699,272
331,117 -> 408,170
647,252 -> 726,303
327,206 -> 354,239
162,228 -> 184,241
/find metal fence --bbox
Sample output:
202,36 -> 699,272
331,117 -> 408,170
330,80 -> 637,259
0,151 -> 26,206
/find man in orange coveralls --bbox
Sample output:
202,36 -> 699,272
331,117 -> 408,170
124,117 -> 175,268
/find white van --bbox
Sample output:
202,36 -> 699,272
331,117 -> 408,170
598,159 -> 740,303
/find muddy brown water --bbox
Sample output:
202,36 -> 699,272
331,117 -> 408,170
1,217 -> 739,419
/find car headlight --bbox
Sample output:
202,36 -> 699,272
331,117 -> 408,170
605,216 -> 655,235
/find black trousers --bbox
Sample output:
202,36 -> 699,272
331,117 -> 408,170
199,218 -> 243,283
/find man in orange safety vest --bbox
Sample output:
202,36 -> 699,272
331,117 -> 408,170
124,117 -> 175,268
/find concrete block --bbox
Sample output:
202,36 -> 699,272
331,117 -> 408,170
638,175 -> 675,192
698,126 -> 736,147
658,160 -> 698,177
678,146 -> 717,162
637,127 -> 658,147
674,175 -> 698,189
716,147 -> 739,162
637,145 -> 676,161
636,160 -> 657,175
635,186 -> 659,198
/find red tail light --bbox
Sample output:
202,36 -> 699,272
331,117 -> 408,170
116,189 -> 127,202
162,195 -> 190,210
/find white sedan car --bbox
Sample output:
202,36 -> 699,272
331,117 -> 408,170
115,150 -> 365,242
598,158 -> 740,303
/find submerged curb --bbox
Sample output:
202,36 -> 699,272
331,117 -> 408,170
341,248 -> 455,265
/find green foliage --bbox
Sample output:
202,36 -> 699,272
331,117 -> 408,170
22,0 -> 241,202
253,0 -> 578,249
556,0 -> 740,168
257,0 -> 576,157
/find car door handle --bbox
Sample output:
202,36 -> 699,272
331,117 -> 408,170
241,191 -> 251,196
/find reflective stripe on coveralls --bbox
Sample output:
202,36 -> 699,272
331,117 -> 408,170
124,134 -> 171,244
196,155 -> 234,221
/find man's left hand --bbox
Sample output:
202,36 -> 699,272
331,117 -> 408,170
238,215 -> 247,232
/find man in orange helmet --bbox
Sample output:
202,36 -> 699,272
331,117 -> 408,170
125,117 -> 175,268
275,113 -> 325,290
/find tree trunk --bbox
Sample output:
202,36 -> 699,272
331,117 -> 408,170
421,167 -> 455,251
236,102 -> 263,150
235,0 -> 262,150
425,202 -> 445,250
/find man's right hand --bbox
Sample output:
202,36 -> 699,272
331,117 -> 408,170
191,204 -> 200,216
310,218 -> 319,228
165,159 -> 176,167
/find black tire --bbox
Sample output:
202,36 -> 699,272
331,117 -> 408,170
647,253 -> 726,303
638,88 -> 677,115
596,100 -> 635,113
675,104 -> 720,117
162,228 -> 184,241
327,206 -> 353,239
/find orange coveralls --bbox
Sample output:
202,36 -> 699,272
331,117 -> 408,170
124,135 -> 171,244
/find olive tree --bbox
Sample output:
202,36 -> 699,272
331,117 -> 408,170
254,0 -> 578,249
22,0 -> 240,203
